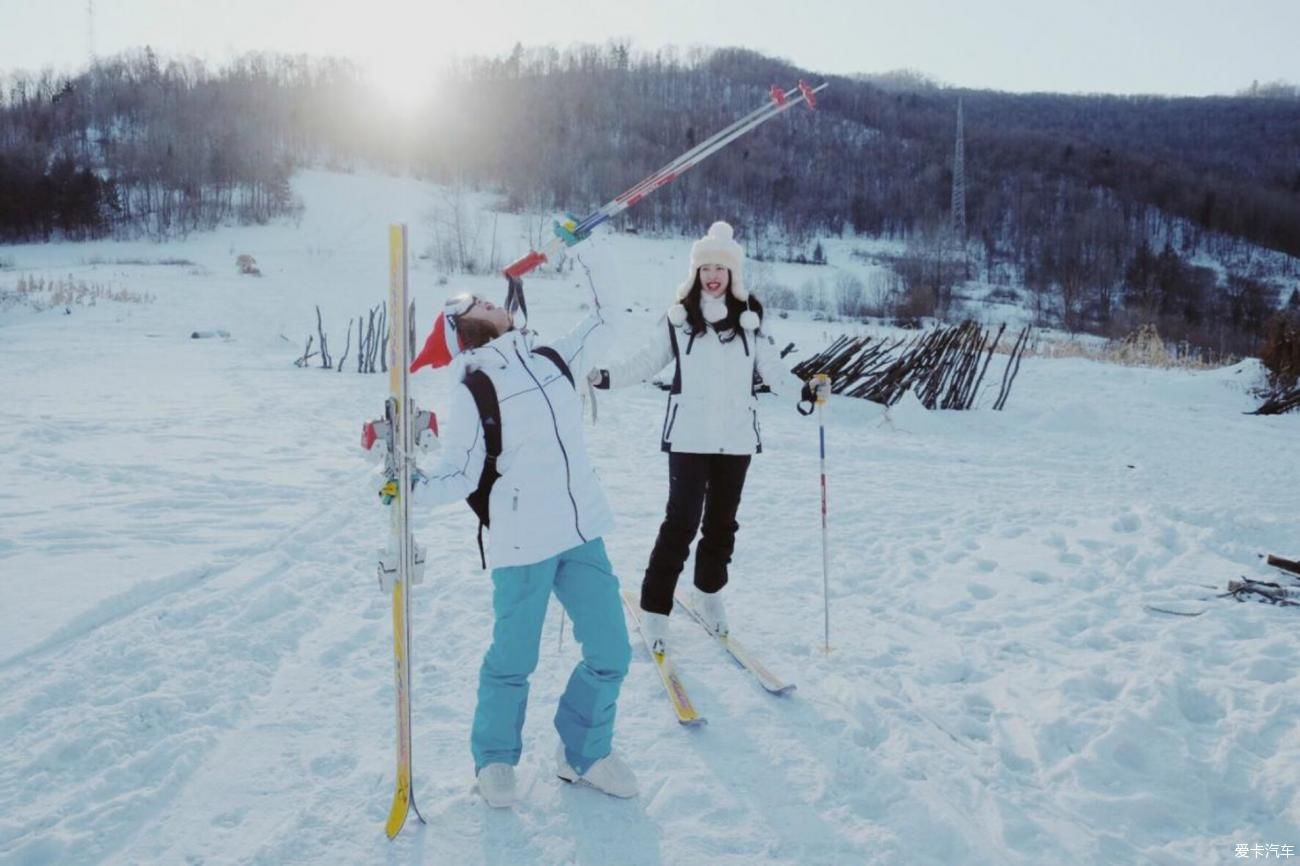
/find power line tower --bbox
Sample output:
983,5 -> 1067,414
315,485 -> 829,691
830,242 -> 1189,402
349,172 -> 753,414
951,97 -> 966,242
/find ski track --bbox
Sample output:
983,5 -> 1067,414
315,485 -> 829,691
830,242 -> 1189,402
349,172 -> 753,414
0,472 -> 373,675
2,172 -> 1299,865
0,490 -> 375,865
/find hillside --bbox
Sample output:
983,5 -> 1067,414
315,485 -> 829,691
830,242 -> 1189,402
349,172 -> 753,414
2,46 -> 1300,350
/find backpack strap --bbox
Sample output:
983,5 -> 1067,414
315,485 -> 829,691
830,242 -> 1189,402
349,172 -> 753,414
667,321 -> 682,395
463,369 -> 502,570
531,345 -> 574,388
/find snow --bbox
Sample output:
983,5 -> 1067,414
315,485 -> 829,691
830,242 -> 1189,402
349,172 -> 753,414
1,170 -> 1298,866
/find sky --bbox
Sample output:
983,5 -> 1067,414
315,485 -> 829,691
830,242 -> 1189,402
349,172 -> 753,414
1,0 -> 1299,100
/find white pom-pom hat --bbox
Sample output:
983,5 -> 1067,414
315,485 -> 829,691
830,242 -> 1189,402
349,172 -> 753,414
670,220 -> 760,331
677,221 -> 747,302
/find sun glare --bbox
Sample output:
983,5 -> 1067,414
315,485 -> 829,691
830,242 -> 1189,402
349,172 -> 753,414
366,55 -> 441,116
348,3 -> 476,116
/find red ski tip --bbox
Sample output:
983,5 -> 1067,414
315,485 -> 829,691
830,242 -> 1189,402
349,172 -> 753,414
798,80 -> 818,109
770,84 -> 787,106
361,420 -> 378,451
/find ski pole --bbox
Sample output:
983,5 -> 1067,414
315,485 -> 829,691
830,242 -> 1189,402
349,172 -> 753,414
813,373 -> 832,654
575,252 -> 604,423
576,81 -> 826,234
502,80 -> 828,281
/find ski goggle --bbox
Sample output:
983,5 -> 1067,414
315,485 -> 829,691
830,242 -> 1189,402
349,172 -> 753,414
444,293 -> 480,324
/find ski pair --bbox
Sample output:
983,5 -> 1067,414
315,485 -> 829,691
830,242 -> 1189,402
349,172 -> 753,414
622,591 -> 796,727
377,225 -> 426,839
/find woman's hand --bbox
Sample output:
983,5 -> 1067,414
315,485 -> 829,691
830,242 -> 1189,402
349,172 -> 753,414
588,368 -> 611,390
379,469 -> 428,505
797,377 -> 830,416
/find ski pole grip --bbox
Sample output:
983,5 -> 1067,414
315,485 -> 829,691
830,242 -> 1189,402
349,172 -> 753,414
503,250 -> 548,279
812,373 -> 832,405
553,214 -> 589,247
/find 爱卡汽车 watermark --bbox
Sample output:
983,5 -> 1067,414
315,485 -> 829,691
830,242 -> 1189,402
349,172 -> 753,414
1236,843 -> 1296,859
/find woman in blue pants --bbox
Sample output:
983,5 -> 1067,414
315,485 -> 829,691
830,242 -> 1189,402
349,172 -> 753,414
402,289 -> 636,808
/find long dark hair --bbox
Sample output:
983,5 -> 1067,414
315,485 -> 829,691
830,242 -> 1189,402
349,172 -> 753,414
680,270 -> 764,340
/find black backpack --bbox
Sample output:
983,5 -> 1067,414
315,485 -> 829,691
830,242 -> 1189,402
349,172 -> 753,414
463,346 -> 575,567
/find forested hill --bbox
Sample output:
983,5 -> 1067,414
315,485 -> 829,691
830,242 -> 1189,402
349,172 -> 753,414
430,48 -> 1300,260
3,44 -> 1299,265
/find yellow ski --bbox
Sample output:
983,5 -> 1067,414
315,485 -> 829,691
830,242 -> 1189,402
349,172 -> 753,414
675,593 -> 796,696
384,580 -> 415,838
622,591 -> 706,727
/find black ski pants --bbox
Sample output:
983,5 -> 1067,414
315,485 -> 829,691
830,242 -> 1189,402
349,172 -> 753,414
640,452 -> 752,615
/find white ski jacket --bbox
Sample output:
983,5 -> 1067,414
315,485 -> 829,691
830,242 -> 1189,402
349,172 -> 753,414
604,310 -> 805,455
411,314 -> 614,568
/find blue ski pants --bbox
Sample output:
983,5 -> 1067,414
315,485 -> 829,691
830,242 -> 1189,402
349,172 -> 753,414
471,538 -> 631,775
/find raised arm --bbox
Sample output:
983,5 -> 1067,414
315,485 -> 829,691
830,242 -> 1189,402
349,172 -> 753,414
592,318 -> 676,390
547,310 -> 612,381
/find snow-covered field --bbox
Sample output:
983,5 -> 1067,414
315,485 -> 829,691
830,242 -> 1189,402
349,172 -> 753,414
1,171 -> 1297,866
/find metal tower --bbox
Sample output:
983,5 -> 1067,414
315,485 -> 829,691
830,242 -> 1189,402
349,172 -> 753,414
951,97 -> 966,241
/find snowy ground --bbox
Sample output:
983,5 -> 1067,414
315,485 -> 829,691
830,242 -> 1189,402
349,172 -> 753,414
1,171 -> 1298,866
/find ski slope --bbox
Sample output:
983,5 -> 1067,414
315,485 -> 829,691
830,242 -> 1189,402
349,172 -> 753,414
1,171 -> 1298,866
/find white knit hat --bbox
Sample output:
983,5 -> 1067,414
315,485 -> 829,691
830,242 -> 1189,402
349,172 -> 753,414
676,221 -> 747,303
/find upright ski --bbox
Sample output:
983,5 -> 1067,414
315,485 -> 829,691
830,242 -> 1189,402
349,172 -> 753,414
622,591 -> 706,727
675,594 -> 796,696
378,224 -> 426,839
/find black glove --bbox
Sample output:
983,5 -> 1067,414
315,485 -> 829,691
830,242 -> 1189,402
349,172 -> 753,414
797,381 -> 816,416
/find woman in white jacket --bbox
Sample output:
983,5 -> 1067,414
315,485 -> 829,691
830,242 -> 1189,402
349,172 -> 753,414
590,221 -> 820,650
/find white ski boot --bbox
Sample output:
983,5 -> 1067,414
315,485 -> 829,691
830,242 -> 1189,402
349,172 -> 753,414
640,608 -> 670,654
476,763 -> 516,808
556,744 -> 638,799
694,588 -> 728,637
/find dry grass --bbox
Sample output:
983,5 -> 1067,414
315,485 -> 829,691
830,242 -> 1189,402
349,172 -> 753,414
82,256 -> 196,267
1013,324 -> 1237,370
0,275 -> 155,311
